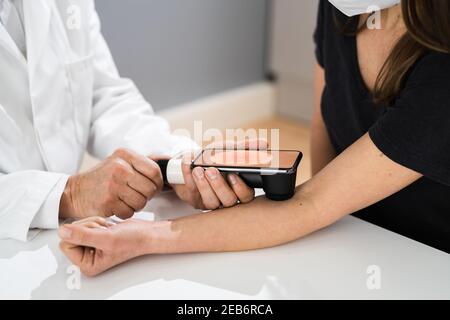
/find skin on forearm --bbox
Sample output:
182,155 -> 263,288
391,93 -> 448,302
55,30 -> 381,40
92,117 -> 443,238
145,186 -> 335,255
143,134 -> 421,256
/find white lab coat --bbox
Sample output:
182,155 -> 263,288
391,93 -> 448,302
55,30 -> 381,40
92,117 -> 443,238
0,0 -> 197,241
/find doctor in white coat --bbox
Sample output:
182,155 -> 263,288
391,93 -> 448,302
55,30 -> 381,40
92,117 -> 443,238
0,0 -> 256,241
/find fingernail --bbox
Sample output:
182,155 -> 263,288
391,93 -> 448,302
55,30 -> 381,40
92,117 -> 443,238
59,226 -> 72,239
228,174 -> 238,185
193,167 -> 205,179
206,168 -> 218,180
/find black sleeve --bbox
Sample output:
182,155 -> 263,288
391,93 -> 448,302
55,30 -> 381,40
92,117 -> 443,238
369,53 -> 450,186
313,0 -> 326,68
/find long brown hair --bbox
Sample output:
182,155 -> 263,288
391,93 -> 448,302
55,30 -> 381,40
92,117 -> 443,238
336,0 -> 450,105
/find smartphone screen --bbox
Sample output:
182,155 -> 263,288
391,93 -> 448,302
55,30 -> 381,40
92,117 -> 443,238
192,149 -> 302,170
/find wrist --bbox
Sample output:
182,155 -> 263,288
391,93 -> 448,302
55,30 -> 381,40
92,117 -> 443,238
141,220 -> 179,255
59,176 -> 77,219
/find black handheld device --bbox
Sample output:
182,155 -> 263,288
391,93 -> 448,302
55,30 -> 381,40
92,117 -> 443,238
191,149 -> 302,201
156,149 -> 302,201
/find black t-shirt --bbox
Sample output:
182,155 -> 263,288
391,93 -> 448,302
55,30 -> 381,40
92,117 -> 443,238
314,0 -> 450,253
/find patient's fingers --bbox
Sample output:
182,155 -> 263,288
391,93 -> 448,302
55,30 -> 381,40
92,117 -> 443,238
227,173 -> 255,203
59,241 -> 84,265
204,168 -> 238,207
60,217 -> 110,265
80,221 -> 108,229
192,167 -> 220,210
72,216 -> 109,227
58,224 -> 111,250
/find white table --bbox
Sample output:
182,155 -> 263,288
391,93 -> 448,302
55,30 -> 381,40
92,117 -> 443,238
1,191 -> 449,300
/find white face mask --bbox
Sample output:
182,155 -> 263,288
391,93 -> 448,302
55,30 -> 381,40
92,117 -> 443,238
328,0 -> 401,17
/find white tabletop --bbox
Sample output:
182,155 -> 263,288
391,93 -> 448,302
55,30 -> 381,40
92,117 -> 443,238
0,191 -> 449,300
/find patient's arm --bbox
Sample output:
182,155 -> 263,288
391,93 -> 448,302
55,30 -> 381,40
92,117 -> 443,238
152,133 -> 421,253
59,134 -> 421,275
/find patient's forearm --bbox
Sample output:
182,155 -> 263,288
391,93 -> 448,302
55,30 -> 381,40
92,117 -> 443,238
145,186 -> 334,254
144,134 -> 421,255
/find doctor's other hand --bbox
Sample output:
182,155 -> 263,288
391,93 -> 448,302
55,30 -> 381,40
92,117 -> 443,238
59,217 -> 152,276
59,148 -> 164,220
172,139 -> 268,210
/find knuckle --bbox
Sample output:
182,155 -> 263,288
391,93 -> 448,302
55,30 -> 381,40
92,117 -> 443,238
152,165 -> 162,176
77,232 -> 86,244
223,197 -> 238,208
105,193 -> 114,204
149,183 -> 158,194
137,199 -> 147,210
149,166 -> 162,181
111,160 -> 132,177
94,216 -> 106,225
205,201 -> 220,210
193,203 -> 203,210
113,148 -> 130,158
147,166 -> 158,178
59,241 -> 68,252
144,190 -> 155,200
240,193 -> 255,203
101,194 -> 114,208
122,210 -> 134,220
116,206 -> 134,219
80,267 -> 97,278
110,158 -> 125,171
191,201 -> 201,209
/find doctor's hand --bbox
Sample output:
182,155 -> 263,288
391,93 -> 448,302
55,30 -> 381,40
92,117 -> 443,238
60,148 -> 164,220
171,139 -> 268,210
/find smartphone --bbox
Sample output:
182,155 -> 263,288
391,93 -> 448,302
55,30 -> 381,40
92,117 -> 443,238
192,149 -> 303,174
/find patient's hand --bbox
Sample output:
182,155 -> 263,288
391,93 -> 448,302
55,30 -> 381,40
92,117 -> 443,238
59,217 -> 151,276
172,139 -> 267,210
60,148 -> 164,220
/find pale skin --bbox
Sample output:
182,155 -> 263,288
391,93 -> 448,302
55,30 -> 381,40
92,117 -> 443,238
59,5 -> 423,276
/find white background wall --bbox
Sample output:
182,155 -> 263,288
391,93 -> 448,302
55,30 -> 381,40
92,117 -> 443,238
95,0 -> 269,112
269,0 -> 319,121
96,0 -> 319,121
